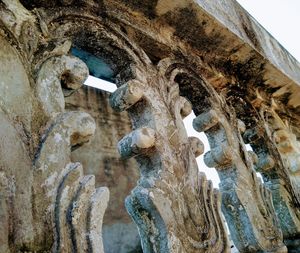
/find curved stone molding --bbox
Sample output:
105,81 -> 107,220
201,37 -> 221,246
110,58 -> 230,253
31,109 -> 110,252
36,55 -> 89,119
0,80 -> 108,252
269,112 -> 300,198
117,127 -> 156,159
33,111 -> 96,233
32,34 -> 108,251
0,8 -> 109,249
193,101 -> 287,252
53,162 -> 109,253
244,108 -> 300,251
0,0 -> 38,57
32,50 -> 108,251
109,80 -> 144,112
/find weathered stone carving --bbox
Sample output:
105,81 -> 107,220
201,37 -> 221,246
244,124 -> 300,252
0,6 -> 109,248
243,102 -> 300,251
110,58 -> 230,253
32,111 -> 109,251
269,110 -> 300,196
0,0 -> 38,58
31,51 -> 109,252
187,77 -> 287,252
36,55 -> 89,118
1,0 -> 300,252
65,86 -> 142,253
271,126 -> 300,245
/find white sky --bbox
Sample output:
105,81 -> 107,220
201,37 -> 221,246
236,0 -> 300,62
85,75 -> 117,93
84,1 -> 299,187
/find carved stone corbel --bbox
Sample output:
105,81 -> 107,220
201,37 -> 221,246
31,52 -> 109,252
36,54 -> 89,119
32,111 -> 109,252
192,94 -> 287,252
0,22 -> 109,250
245,106 -> 300,251
243,125 -> 300,251
270,112 -> 300,193
110,58 -> 230,253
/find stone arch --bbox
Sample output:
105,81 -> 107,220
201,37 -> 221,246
162,60 -> 286,252
35,12 -> 157,253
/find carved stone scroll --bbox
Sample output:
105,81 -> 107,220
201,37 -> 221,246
1,0 -> 300,252
31,52 -> 109,252
0,18 -> 109,250
244,106 -> 300,251
110,58 -> 230,253
268,110 -> 300,201
36,55 -> 89,119
193,103 -> 287,252
31,111 -> 109,252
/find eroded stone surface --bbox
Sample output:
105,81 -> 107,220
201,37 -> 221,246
0,35 -> 32,134
0,3 -> 109,249
193,106 -> 286,252
111,57 -> 230,253
0,0 -> 300,252
65,85 -> 142,253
